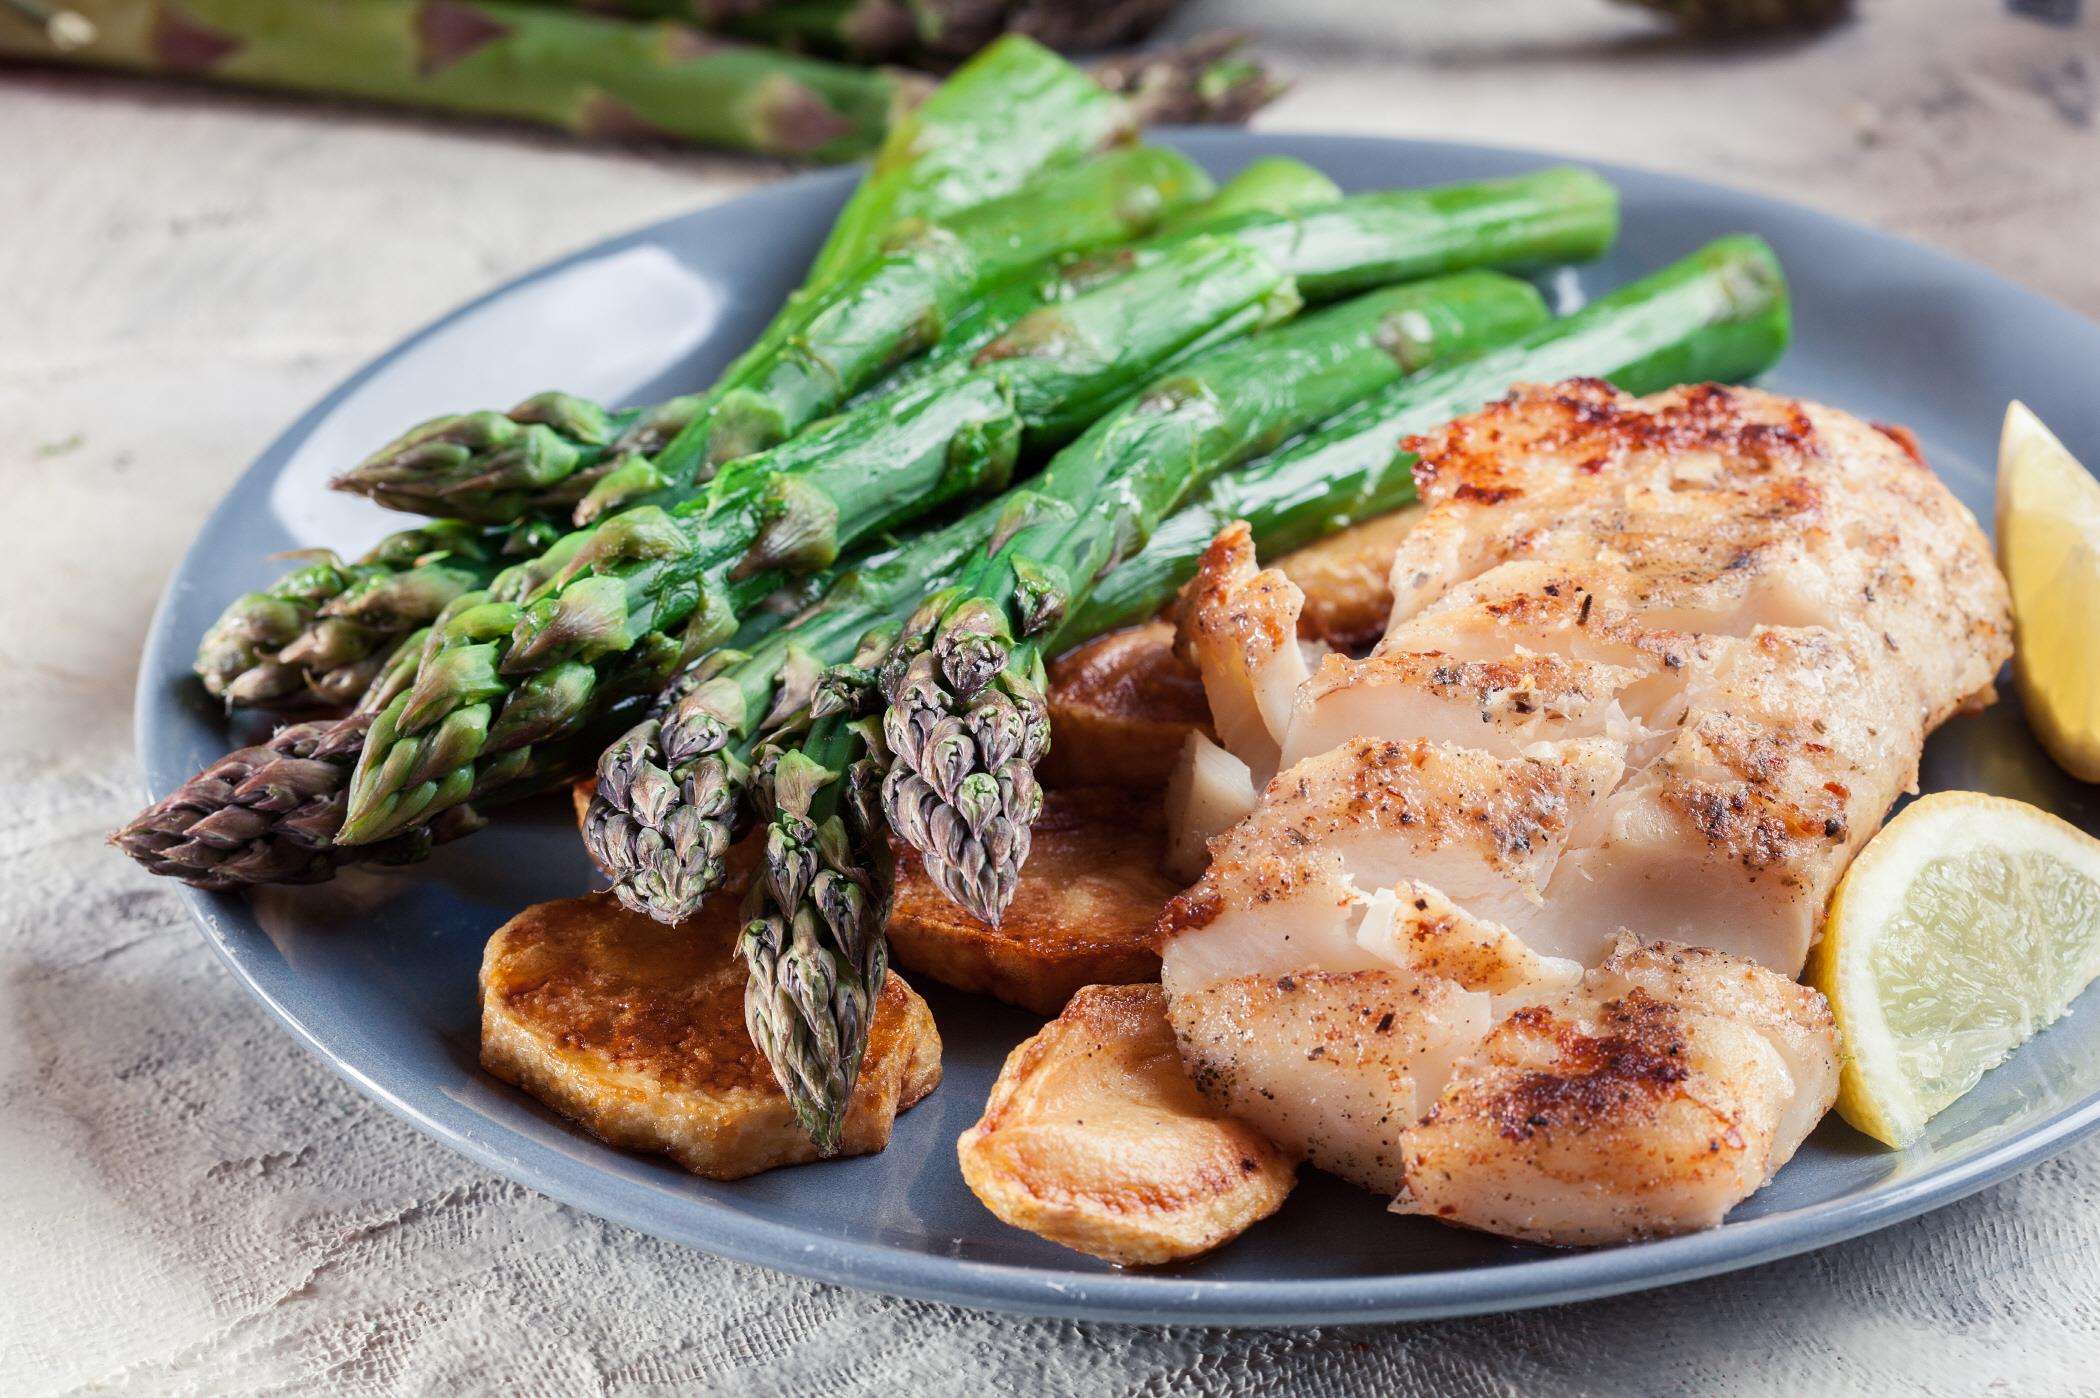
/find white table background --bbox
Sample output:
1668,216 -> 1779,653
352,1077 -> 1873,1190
5,1 -> 2098,1392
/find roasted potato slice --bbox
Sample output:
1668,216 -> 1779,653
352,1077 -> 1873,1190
887,787 -> 1179,1015
1041,621 -> 1212,789
958,983 -> 1295,1266
481,876 -> 941,1181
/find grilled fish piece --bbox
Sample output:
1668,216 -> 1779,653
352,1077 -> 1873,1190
1160,381 -> 2004,1240
959,983 -> 1295,1266
1394,937 -> 1837,1245
1174,381 -> 2010,979
481,880 -> 940,1180
1041,506 -> 1427,790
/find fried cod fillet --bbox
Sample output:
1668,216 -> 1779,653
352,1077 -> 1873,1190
1160,381 -> 2006,1242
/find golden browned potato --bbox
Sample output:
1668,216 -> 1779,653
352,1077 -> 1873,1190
958,984 -> 1295,1266
887,787 -> 1179,1015
1274,502 -> 1423,650
481,873 -> 941,1181
1041,621 -> 1212,789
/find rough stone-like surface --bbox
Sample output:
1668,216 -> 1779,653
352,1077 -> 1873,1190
4,0 -> 2098,1391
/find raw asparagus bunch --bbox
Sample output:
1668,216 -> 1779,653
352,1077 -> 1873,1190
1616,0 -> 1853,32
876,273 -> 1551,922
633,0 -> 1181,63
1088,28 -> 1280,131
339,234 -> 1298,849
0,0 -> 925,161
895,232 -> 1794,925
195,519 -> 559,712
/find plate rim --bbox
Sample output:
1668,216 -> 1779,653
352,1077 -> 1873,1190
136,129 -> 2100,1325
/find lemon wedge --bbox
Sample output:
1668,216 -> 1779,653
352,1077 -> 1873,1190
1998,401 -> 2100,780
1811,791 -> 2100,1148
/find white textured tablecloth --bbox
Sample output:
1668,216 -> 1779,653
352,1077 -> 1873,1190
5,1 -> 2099,1391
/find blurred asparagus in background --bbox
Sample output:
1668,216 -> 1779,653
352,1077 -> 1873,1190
548,0 -> 1180,64
0,2 -> 1274,161
1615,0 -> 1853,32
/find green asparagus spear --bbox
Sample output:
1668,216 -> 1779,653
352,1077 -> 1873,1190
878,273 -> 1551,922
899,233 -> 1792,924
342,153 -> 1339,529
334,145 -> 1209,527
194,519 -> 548,712
802,33 -> 1127,290
338,393 -> 709,525
873,166 -> 1618,397
625,142 -> 1215,493
0,0 -> 927,160
337,234 -> 1298,848
1159,156 -> 1342,230
737,708 -> 892,1151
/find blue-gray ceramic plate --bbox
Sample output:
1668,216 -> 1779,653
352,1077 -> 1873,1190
137,132 -> 2100,1325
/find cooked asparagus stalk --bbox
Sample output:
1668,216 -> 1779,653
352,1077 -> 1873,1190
335,146 -> 1209,527
339,234 -> 1297,849
872,165 -> 1618,397
118,235 -> 1293,891
799,32 -> 1129,292
338,393 -> 709,526
344,154 -> 1343,532
737,709 -> 893,1151
599,142 -> 1213,503
1159,155 -> 1341,230
0,0 -> 928,161
123,628 -> 452,888
899,233 -> 1794,925
195,519 -> 552,712
877,273 -> 1551,922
